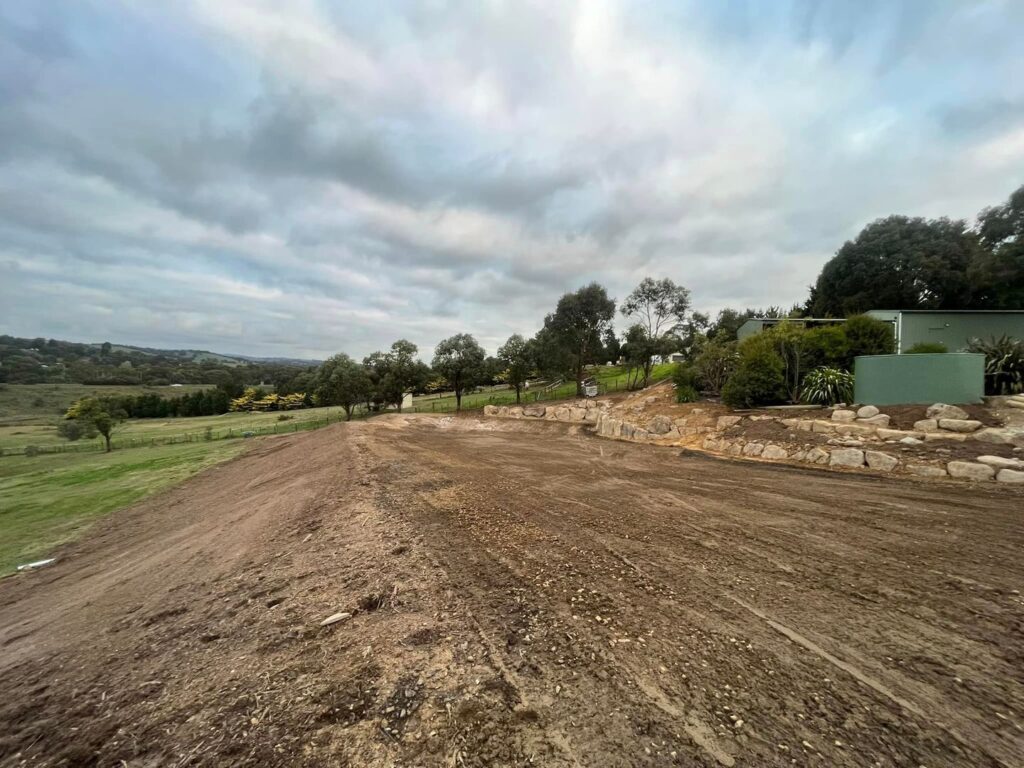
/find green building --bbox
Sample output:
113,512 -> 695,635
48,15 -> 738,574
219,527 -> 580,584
737,310 -> 1024,352
864,310 -> 1024,353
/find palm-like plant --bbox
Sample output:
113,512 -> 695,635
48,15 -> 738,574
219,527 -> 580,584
967,335 -> 1024,395
800,366 -> 855,405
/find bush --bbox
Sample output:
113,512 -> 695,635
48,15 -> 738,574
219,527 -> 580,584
24,444 -> 41,457
843,314 -> 895,367
801,366 -> 854,405
277,413 -> 294,421
967,335 -> 1024,395
802,325 -> 849,370
694,341 -> 738,394
906,342 -> 947,354
721,337 -> 786,408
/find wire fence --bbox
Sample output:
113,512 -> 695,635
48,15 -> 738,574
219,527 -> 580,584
406,376 -> 633,414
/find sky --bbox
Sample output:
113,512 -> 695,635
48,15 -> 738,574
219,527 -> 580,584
1,1 -> 1023,361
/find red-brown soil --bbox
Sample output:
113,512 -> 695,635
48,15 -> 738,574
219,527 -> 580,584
1,416 -> 1022,767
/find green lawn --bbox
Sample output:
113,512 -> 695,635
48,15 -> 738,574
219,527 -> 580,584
0,440 -> 248,576
0,405 -> 353,454
0,383 -> 213,426
411,363 -> 675,413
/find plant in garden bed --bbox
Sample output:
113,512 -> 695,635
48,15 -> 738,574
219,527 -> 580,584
800,366 -> 854,405
967,335 -> 1024,395
672,363 -> 700,403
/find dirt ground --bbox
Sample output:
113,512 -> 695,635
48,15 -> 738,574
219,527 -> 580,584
1,415 -> 1023,767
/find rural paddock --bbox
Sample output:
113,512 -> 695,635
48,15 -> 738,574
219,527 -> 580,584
1,415 -> 1022,767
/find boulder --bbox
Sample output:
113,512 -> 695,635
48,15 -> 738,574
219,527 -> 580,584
924,432 -> 967,443
946,461 -> 995,481
1008,400 -> 1024,410
834,423 -> 877,436
899,436 -> 924,445
856,414 -> 891,427
805,447 -> 830,464
907,464 -> 947,477
913,419 -> 939,432
976,455 -> 1024,470
648,415 -> 674,434
831,409 -> 857,422
791,450 -> 808,462
829,448 -> 865,468
926,403 -> 970,420
553,406 -> 570,421
761,444 -> 789,460
584,409 -> 601,423
972,428 -> 1017,445
795,420 -> 814,431
856,405 -> 880,419
508,406 -> 524,418
812,420 -> 836,433
742,442 -> 765,457
877,428 -> 922,441
523,404 -> 546,418
726,442 -> 743,456
498,406 -> 510,416
865,451 -> 899,472
938,419 -> 983,433
996,468 -> 1024,483
717,415 -> 743,430
483,405 -> 499,416
569,407 -> 588,422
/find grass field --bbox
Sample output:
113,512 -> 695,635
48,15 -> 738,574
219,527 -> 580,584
0,404 -> 354,454
0,383 -> 213,426
410,363 -> 675,412
0,440 -> 248,576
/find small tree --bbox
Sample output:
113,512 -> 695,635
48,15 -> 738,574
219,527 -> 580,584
842,314 -> 896,368
543,283 -> 616,395
694,341 -> 738,395
721,336 -> 786,409
57,418 -> 97,442
621,324 -> 657,390
432,334 -> 486,412
67,397 -> 126,452
620,277 -> 691,386
315,353 -> 372,420
497,334 -> 533,404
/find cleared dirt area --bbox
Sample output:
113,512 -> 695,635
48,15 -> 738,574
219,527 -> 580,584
2,415 -> 1023,767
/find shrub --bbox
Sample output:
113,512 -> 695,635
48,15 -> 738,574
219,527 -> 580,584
801,366 -> 855,405
24,444 -> 41,457
694,341 -> 738,394
906,342 -> 947,354
672,363 -> 700,403
967,335 -> 1024,395
843,314 -> 895,367
803,325 -> 849,370
277,413 -> 294,421
721,336 -> 786,408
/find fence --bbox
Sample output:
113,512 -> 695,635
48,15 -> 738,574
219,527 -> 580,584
406,376 -> 633,414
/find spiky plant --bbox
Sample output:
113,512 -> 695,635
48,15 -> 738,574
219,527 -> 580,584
800,366 -> 854,405
967,335 -> 1024,395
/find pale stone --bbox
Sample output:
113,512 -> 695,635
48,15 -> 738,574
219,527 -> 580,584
946,461 -> 995,481
865,451 -> 899,472
1007,400 -> 1024,410
779,418 -> 799,428
508,406 -> 524,418
856,414 -> 891,427
791,450 -> 808,462
829,448 -> 865,468
761,444 -> 789,460
584,409 -> 600,423
976,455 -> 1024,470
742,442 -> 765,457
569,407 -> 587,422
877,428 -> 922,441
812,420 -> 836,433
483,405 -> 499,416
856,405 -> 880,418
726,442 -> 743,456
907,464 -> 947,477
523,404 -> 545,418
924,432 -> 967,442
996,468 -> 1024,483
834,423 -> 877,436
648,415 -> 674,434
806,447 -> 829,464
717,415 -> 742,430
795,419 -> 814,431
938,418 -> 983,433
914,419 -> 939,432
899,436 -> 924,445
972,428 -> 1016,445
926,403 -> 970,420
498,406 -> 510,416
831,409 -> 856,422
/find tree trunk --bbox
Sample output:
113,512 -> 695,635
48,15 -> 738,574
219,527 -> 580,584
104,433 -> 112,452
515,385 -> 521,404
345,405 -> 353,421
455,389 -> 462,412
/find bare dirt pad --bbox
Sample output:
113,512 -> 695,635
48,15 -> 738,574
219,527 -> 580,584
1,417 -> 1023,767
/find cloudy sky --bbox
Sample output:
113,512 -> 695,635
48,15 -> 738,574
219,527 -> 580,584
1,1 -> 1022,360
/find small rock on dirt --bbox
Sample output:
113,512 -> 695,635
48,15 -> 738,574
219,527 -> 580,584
761,445 -> 788,460
829,448 -> 865,468
927,403 -> 970,421
946,461 -> 995,481
907,463 -> 947,477
830,410 -> 856,422
976,455 -> 1024,470
865,451 -> 899,471
938,419 -> 983,433
320,612 -> 353,627
996,468 -> 1024,483
717,415 -> 742,430
856,405 -> 880,419
648,415 -> 674,434
914,419 -> 939,433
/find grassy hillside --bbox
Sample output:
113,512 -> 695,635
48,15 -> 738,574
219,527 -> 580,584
0,440 -> 249,576
0,383 -> 213,426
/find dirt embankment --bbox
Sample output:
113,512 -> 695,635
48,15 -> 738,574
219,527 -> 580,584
2,416 -> 1023,767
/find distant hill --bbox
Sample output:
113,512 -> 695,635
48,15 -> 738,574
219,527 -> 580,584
0,334 -> 321,387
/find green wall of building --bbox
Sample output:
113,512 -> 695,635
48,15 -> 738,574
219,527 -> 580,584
854,353 -> 984,405
866,310 -> 1024,352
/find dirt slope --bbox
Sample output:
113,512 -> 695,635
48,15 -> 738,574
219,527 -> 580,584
1,415 -> 1022,767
